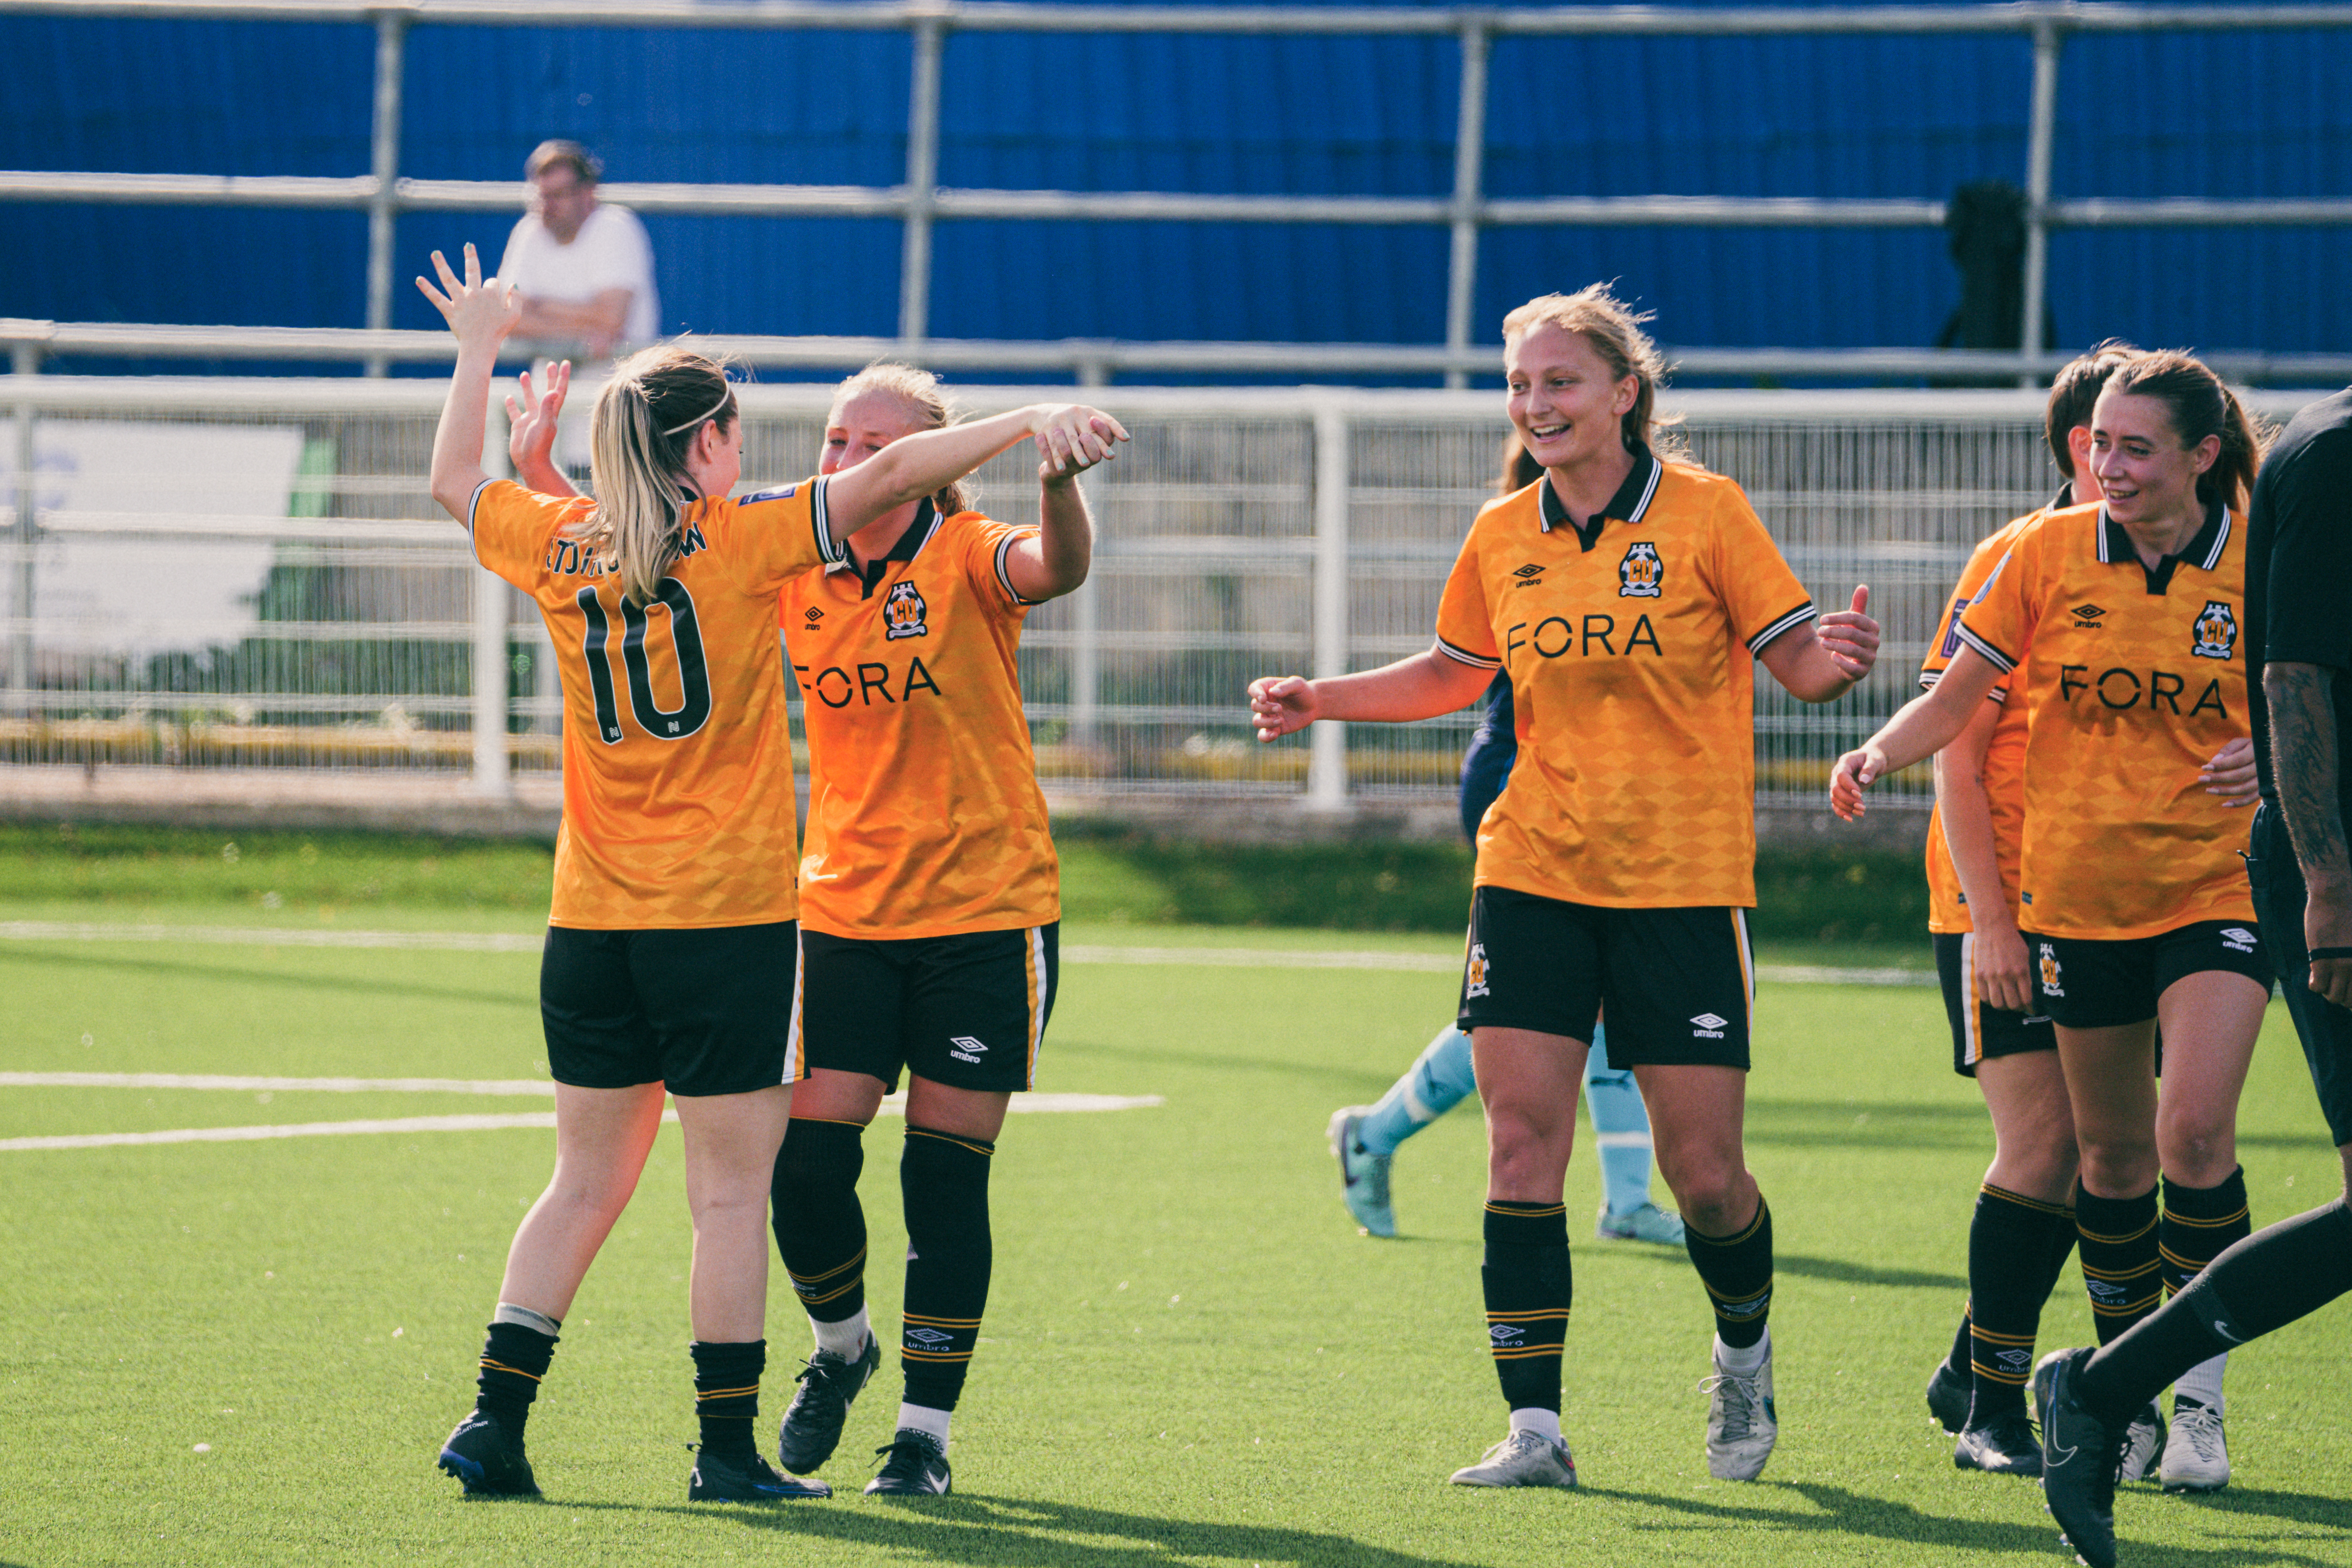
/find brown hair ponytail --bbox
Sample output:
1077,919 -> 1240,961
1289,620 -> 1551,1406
574,345 -> 737,606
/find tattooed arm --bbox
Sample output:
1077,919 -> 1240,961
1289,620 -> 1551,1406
2265,659 -> 2352,1007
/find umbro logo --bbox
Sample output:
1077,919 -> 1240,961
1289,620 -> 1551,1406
949,1035 -> 988,1063
2221,927 -> 2257,953
905,1327 -> 953,1345
1997,1348 -> 2031,1371
1690,1012 -> 1727,1039
1488,1325 -> 1524,1344
804,607 -> 824,624
1512,563 -> 1546,580
2071,603 -> 2107,628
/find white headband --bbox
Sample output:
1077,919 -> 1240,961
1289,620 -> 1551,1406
659,389 -> 733,438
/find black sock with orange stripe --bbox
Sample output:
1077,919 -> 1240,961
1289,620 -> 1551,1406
774,1118 -> 870,1335
900,1125 -> 994,1413
2159,1166 -> 2251,1298
690,1339 -> 764,1462
1964,1183 -> 2073,1423
1685,1194 -> 1773,1349
2076,1183 -> 2162,1344
1481,1200 -> 1571,1414
475,1315 -> 558,1433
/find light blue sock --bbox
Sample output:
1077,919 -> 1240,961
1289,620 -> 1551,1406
1357,1024 -> 1477,1157
1583,1024 -> 1656,1216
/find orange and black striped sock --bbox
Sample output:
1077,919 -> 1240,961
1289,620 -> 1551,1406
2076,1184 -> 2161,1345
1481,1200 -> 1571,1414
475,1316 -> 558,1433
900,1126 -> 994,1414
1686,1195 -> 1774,1350
774,1117 -> 869,1330
1965,1183 -> 2073,1421
690,1339 -> 765,1462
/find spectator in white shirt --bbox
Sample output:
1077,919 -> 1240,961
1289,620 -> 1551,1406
498,140 -> 660,359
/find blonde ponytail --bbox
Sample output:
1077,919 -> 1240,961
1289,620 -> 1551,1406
573,345 -> 738,605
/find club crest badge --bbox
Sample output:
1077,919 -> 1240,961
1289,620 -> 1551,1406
2038,942 -> 2064,998
1465,942 -> 1491,999
883,580 -> 929,640
1618,541 -> 1663,598
2191,600 -> 2237,661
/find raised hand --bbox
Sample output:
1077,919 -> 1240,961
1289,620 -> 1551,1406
1249,675 -> 1319,742
1817,584 -> 1881,683
1032,404 -> 1131,480
415,243 -> 518,353
507,359 -> 570,483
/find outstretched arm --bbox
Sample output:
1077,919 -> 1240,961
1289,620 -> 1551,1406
1758,585 -> 1880,702
1829,645 -> 2002,820
1001,451 -> 1108,604
416,244 -> 520,523
1250,649 -> 1494,739
2268,660 -> 2352,1006
823,404 -> 1128,546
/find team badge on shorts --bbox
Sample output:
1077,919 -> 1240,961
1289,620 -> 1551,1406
1618,542 -> 1664,598
1465,942 -> 1491,999
2192,600 -> 2237,660
2037,942 -> 2064,998
883,580 -> 930,640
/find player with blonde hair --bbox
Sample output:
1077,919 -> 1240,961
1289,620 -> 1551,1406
417,244 -> 1121,1504
1254,283 -> 1880,1487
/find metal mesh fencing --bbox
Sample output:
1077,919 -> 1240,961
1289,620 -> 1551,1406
9,377 -> 2273,818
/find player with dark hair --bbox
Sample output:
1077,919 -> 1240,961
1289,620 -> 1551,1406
2035,381 -> 2352,1568
421,245 -> 1120,1504
1834,349 -> 2272,1509
1255,284 -> 1880,1488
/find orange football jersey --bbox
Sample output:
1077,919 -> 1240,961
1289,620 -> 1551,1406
1956,500 -> 2254,939
780,503 -> 1060,939
1434,451 -> 1816,909
1918,508 -> 2044,934
469,475 -> 844,928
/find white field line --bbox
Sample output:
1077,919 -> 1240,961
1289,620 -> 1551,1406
0,1091 -> 1163,1153
0,921 -> 1934,986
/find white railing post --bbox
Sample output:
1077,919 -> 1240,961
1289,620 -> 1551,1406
2019,18 -> 2061,385
363,12 -> 408,379
9,341 -> 37,716
473,398 -> 513,799
898,12 -> 946,344
1308,404 -> 1350,810
1070,566 -> 1100,747
1444,17 -> 1491,391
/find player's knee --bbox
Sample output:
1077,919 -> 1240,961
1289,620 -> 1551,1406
901,1126 -> 994,1258
774,1118 -> 865,1242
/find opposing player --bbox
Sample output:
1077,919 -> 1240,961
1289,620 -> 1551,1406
1833,350 -> 2270,1501
2037,382 -> 2352,1568
418,244 -> 1121,1504
1255,285 -> 1880,1487
1332,440 -> 1681,1248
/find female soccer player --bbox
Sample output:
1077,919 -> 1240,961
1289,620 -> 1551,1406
1834,350 -> 2270,1496
1253,285 -> 1880,1488
1332,442 -> 1682,1249
416,244 -> 1121,1504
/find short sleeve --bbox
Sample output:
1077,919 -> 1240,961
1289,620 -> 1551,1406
1955,528 -> 2041,676
468,479 -> 577,593
702,475 -> 846,596
1709,487 -> 1815,655
1922,524 -> 2020,700
1434,528 -> 1500,669
2263,429 -> 2352,671
959,514 -> 1041,609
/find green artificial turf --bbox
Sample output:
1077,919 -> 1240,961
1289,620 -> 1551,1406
1,911 -> 2346,1566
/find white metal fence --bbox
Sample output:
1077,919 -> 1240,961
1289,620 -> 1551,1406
14,378 -> 2323,818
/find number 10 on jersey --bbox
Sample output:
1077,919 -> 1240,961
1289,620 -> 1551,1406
573,580 -> 714,743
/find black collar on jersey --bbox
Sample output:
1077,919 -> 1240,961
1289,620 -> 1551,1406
2051,480 -> 2077,509
841,496 -> 942,599
2096,494 -> 2230,595
1536,443 -> 1663,553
